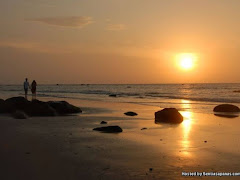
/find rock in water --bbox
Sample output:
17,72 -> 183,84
47,101 -> 82,114
109,94 -> 117,97
213,104 -> 240,112
12,110 -> 28,119
93,126 -> 123,133
100,121 -> 107,124
155,108 -> 183,123
124,111 -> 138,116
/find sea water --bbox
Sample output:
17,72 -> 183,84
0,83 -> 240,114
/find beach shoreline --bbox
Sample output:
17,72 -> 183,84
0,96 -> 240,179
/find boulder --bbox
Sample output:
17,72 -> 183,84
12,110 -> 28,119
25,99 -> 57,116
214,113 -> 239,118
155,108 -> 183,123
213,104 -> 240,112
124,111 -> 138,116
47,101 -> 82,114
1,97 -> 82,117
0,99 -> 5,113
4,96 -> 30,113
93,126 -> 123,133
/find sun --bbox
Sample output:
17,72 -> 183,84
177,53 -> 197,70
180,56 -> 193,69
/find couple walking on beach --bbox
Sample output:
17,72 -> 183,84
24,78 -> 37,100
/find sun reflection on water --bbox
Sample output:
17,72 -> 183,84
180,100 -> 193,157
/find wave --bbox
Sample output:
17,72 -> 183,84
144,94 -> 240,103
1,84 -> 240,104
35,91 -> 240,104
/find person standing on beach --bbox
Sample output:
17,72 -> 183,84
31,80 -> 37,100
23,78 -> 30,99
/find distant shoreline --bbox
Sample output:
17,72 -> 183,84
1,82 -> 240,85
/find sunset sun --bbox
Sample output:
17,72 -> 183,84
177,53 -> 197,70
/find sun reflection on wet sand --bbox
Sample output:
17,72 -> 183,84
180,100 -> 193,157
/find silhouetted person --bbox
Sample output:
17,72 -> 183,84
23,78 -> 30,99
31,80 -> 37,100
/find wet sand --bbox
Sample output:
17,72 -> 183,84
0,98 -> 240,179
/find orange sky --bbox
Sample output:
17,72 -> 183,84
0,0 -> 240,84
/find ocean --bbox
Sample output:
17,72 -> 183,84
0,83 -> 240,114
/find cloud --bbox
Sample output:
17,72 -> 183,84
26,16 -> 94,28
105,24 -> 126,31
0,41 -> 37,50
0,41 -> 57,54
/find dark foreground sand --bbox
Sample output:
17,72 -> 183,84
0,98 -> 240,180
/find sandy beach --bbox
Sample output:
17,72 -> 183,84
1,0 -> 240,179
0,97 -> 240,180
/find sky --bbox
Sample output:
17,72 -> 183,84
0,0 -> 240,84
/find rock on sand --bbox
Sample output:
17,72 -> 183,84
0,99 -> 5,113
124,111 -> 138,116
155,108 -> 183,124
213,104 -> 240,112
0,97 -> 82,117
47,101 -> 82,114
93,126 -> 123,133
12,110 -> 28,119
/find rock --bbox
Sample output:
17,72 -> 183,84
100,121 -> 107,124
47,101 -> 82,114
233,90 -> 240,93
12,110 -> 28,119
5,96 -> 28,104
24,99 -> 57,116
4,97 -> 55,116
204,141 -> 207,143
93,126 -> 123,133
155,108 -> 183,123
109,94 -> 117,97
149,168 -> 153,171
124,111 -> 138,116
1,97 -> 81,117
5,96 -> 30,113
213,104 -> 240,112
0,99 -> 5,113
141,128 -> 147,130
214,113 -> 239,118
